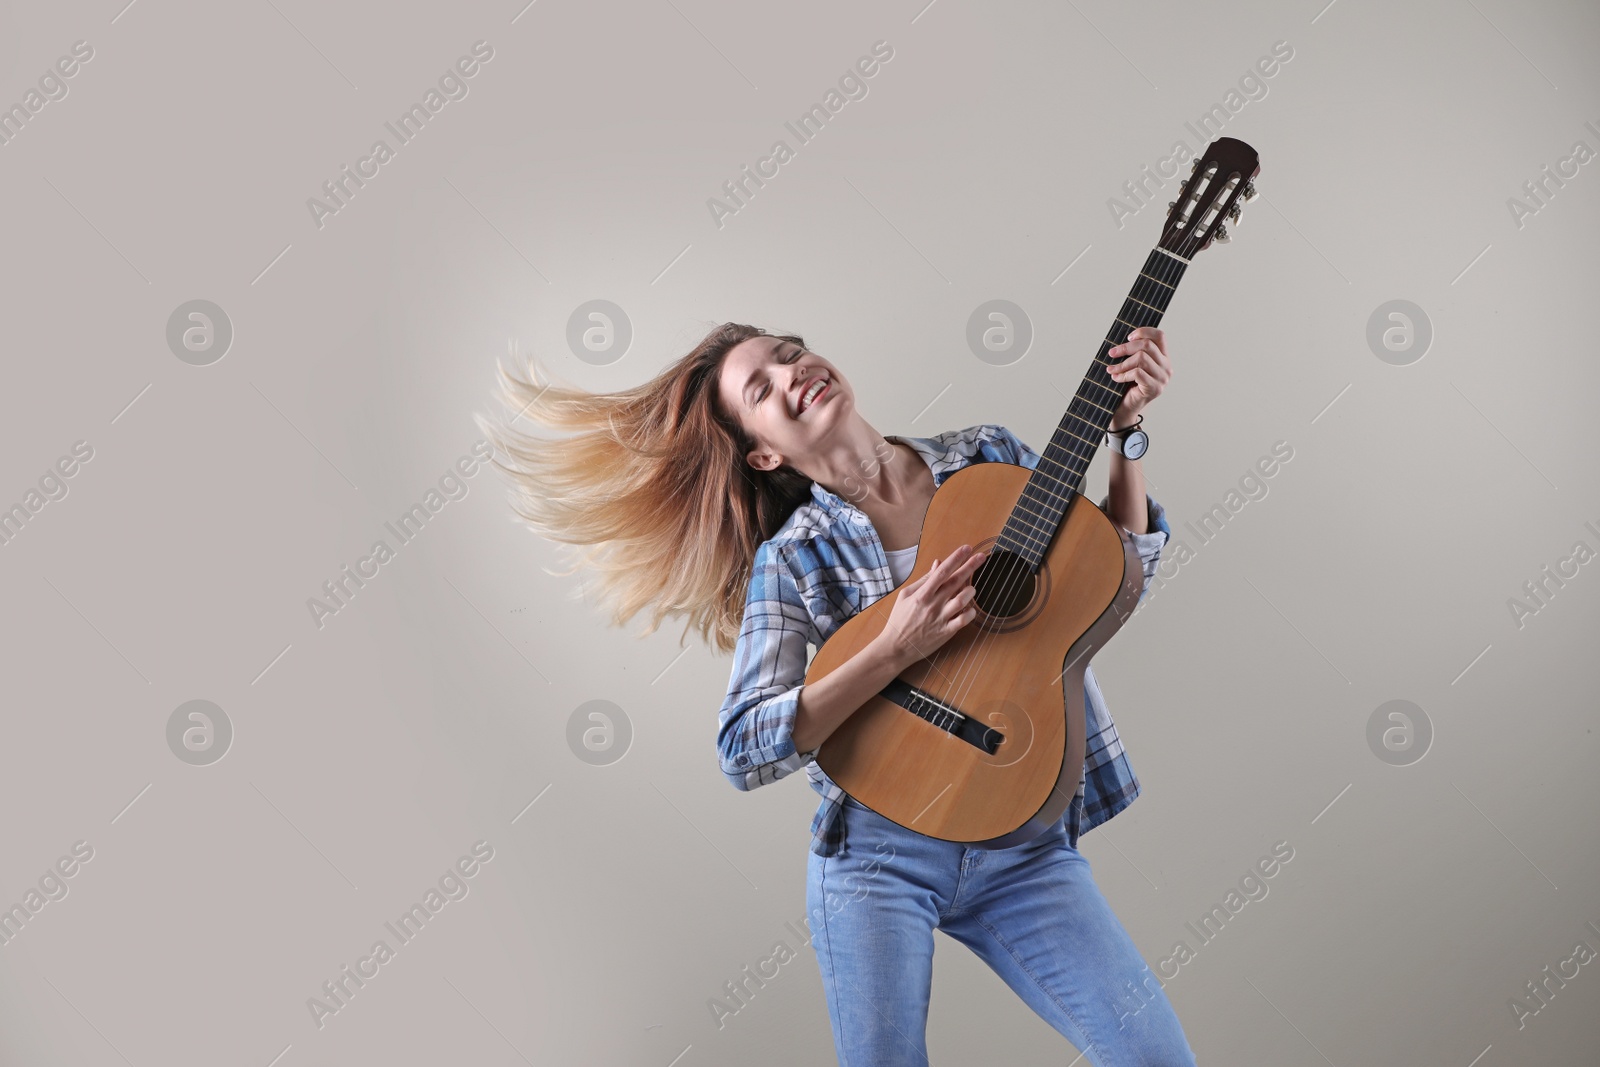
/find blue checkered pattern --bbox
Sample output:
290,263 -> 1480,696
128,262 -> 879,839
715,423 -> 1171,857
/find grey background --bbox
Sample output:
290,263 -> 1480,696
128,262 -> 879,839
1,0 -> 1596,1064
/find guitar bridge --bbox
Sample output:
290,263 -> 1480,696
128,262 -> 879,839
881,678 -> 1003,754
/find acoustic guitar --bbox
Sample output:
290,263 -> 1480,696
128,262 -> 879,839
809,136 -> 1261,847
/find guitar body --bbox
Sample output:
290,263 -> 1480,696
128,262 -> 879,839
809,460 -> 1146,848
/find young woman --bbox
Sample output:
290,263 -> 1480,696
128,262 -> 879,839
480,322 -> 1197,1066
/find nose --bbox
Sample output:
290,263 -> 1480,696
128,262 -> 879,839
790,366 -> 811,412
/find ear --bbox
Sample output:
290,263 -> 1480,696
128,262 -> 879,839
745,446 -> 783,472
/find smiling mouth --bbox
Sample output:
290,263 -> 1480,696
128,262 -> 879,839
798,377 -> 830,414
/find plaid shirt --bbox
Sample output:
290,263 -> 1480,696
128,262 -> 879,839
715,423 -> 1171,857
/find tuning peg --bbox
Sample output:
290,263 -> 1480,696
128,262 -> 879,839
1212,223 -> 1231,243
1189,159 -> 1200,174
1227,201 -> 1242,223
1240,180 -> 1258,202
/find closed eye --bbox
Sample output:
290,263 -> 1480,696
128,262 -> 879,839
757,346 -> 803,402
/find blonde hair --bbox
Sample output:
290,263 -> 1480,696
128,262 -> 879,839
475,322 -> 814,654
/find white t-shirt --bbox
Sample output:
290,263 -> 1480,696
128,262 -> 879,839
884,544 -> 918,585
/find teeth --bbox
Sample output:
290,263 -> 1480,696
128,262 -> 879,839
801,378 -> 826,411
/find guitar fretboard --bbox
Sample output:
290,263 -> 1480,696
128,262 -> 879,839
998,247 -> 1188,567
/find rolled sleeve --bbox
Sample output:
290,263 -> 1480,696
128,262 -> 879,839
1099,491 -> 1170,608
996,424 -> 1043,471
716,541 -> 820,790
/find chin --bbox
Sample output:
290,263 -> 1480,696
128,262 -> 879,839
815,387 -> 851,422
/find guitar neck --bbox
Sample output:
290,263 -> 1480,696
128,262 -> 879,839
998,246 -> 1189,567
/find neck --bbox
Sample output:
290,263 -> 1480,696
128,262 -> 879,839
999,245 -> 1188,568
800,418 -> 904,505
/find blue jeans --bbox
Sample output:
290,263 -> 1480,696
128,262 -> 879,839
806,795 -> 1197,1066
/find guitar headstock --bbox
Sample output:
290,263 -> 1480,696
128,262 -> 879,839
1159,137 -> 1261,258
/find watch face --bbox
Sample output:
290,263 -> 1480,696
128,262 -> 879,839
1123,430 -> 1148,460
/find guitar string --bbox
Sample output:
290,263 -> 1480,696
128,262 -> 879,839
908,289 -> 1162,748
923,217 -> 1210,752
927,229 -> 1201,731
913,215 -> 1213,765
920,245 -> 1184,765
918,283 -> 1159,695
916,250 -> 1176,737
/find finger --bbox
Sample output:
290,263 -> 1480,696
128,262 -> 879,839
1113,348 -> 1152,374
1120,367 -> 1158,399
946,604 -> 978,633
941,585 -> 978,619
1109,351 -> 1147,381
941,562 -> 986,603
915,549 -> 962,598
1125,365 -> 1163,399
935,548 -> 987,593
1126,327 -> 1164,351
932,544 -> 973,574
1146,351 -> 1171,386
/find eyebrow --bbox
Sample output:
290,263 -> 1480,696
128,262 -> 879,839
743,341 -> 791,410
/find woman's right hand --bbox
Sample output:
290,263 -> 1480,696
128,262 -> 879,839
877,544 -> 987,671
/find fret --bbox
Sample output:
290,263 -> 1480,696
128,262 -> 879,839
1050,423 -> 1101,452
1125,295 -> 1164,315
1030,450 -> 1080,477
999,521 -> 1044,546
1068,379 -> 1120,412
1043,440 -> 1095,468
1130,285 -> 1171,310
1081,376 -> 1120,402
999,523 -> 1046,554
1138,272 -> 1174,290
1014,496 -> 1064,526
998,535 -> 1044,566
1043,435 -> 1094,459
1021,477 -> 1080,514
1017,490 -> 1074,528
1013,490 -> 1058,520
1027,461 -> 1085,492
1025,477 -> 1083,512
1003,511 -> 1055,542
1025,478 -> 1083,511
1026,464 -> 1084,496
1071,393 -> 1116,418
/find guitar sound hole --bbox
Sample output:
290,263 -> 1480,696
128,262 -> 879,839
971,549 -> 1036,619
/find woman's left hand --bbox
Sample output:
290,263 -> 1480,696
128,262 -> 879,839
1107,326 -> 1171,428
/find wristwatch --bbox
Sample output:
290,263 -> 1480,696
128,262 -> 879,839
1105,416 -> 1149,460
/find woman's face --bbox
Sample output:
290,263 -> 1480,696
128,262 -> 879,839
717,335 -> 850,472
